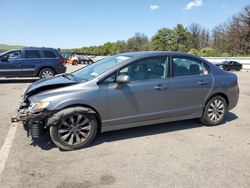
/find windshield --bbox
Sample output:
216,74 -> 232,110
72,55 -> 131,81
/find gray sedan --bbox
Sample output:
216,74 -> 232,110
14,51 -> 239,150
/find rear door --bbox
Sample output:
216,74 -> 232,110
0,50 -> 22,77
170,56 -> 213,117
22,49 -> 43,76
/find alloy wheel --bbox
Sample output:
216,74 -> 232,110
58,114 -> 91,145
207,99 -> 225,122
42,70 -> 54,78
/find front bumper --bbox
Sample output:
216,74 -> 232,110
11,108 -> 44,123
11,107 -> 54,138
12,107 -> 54,123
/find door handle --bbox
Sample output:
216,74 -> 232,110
154,84 -> 169,90
198,80 -> 209,85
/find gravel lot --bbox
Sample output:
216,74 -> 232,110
0,65 -> 249,188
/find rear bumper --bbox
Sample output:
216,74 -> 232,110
227,85 -> 239,111
56,65 -> 67,74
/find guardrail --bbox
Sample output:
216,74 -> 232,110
88,56 -> 250,69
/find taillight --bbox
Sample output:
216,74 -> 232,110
60,58 -> 65,65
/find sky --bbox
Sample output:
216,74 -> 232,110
0,0 -> 249,48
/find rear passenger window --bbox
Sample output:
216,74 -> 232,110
25,50 -> 41,58
173,57 -> 209,77
43,50 -> 57,58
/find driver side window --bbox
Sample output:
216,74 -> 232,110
102,56 -> 168,84
2,51 -> 21,60
119,57 -> 167,81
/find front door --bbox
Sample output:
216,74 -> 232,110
103,56 -> 171,128
0,50 -> 22,77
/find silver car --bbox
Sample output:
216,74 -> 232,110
13,51 -> 239,150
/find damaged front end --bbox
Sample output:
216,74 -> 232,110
12,97 -> 55,139
11,74 -> 80,139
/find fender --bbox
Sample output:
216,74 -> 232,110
47,107 -> 96,126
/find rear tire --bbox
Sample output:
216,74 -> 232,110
39,68 -> 55,79
200,96 -> 227,126
49,108 -> 98,151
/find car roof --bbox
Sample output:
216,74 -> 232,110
5,47 -> 56,52
119,51 -> 199,58
22,47 -> 55,50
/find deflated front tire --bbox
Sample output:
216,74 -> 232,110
48,107 -> 98,151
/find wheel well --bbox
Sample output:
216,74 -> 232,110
37,66 -> 56,76
206,93 -> 229,107
61,104 -> 102,133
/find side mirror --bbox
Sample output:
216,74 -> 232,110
116,75 -> 131,85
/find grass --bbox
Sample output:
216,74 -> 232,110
0,44 -> 26,53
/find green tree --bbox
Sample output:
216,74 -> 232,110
127,33 -> 149,51
151,28 -> 176,51
188,48 -> 200,56
173,24 -> 189,52
199,47 -> 219,57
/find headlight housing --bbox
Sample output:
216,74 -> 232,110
30,101 -> 50,111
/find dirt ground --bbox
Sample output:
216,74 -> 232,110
0,65 -> 249,188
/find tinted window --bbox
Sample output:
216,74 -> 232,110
102,72 -> 117,84
119,56 -> 167,81
43,50 -> 57,58
6,51 -> 21,59
102,56 -> 168,84
25,50 -> 41,58
173,57 -> 209,77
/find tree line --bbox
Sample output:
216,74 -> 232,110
65,5 -> 250,57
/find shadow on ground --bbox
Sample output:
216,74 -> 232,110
30,112 -> 238,151
0,78 -> 38,83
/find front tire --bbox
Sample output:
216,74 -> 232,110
49,109 -> 98,151
200,96 -> 227,126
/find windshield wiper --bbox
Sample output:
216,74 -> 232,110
69,74 -> 81,82
62,73 -> 71,80
62,73 -> 81,82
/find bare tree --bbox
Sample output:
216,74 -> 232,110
188,23 -> 202,49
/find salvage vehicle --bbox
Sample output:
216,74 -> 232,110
66,54 -> 94,65
12,51 -> 239,150
0,47 -> 66,79
216,61 -> 242,71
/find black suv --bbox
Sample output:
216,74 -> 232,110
0,47 -> 66,79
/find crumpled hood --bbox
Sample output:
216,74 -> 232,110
24,75 -> 79,97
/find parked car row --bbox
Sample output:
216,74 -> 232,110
64,53 -> 94,65
0,47 -> 66,79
